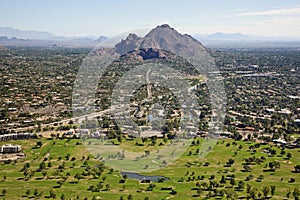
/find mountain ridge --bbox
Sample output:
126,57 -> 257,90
1,26 -> 300,47
0,27 -> 56,40
115,24 -> 206,59
0,26 -> 108,45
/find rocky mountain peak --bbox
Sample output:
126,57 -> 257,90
126,33 -> 139,41
115,24 -> 206,58
115,33 -> 143,55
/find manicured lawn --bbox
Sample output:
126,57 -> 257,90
0,137 -> 299,199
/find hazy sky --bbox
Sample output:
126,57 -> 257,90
0,0 -> 299,37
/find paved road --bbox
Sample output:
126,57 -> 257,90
146,68 -> 152,99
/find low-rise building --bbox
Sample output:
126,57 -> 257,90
0,133 -> 35,141
0,144 -> 22,153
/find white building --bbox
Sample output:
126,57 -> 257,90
0,144 -> 22,153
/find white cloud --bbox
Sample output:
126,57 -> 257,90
237,7 -> 300,16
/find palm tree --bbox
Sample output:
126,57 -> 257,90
2,189 -> 7,196
293,188 -> 300,200
262,186 -> 269,198
74,173 -> 82,183
197,188 -> 202,197
26,189 -> 31,197
50,189 -> 56,199
270,185 -> 276,196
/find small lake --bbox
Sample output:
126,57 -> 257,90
121,172 -> 170,182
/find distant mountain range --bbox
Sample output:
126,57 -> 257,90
193,32 -> 300,47
0,27 -> 56,40
0,26 -> 299,47
194,32 -> 258,42
0,26 -> 107,46
194,32 -> 300,42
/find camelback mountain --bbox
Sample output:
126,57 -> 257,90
114,24 -> 207,59
89,24 -> 213,112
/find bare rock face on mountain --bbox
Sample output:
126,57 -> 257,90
115,33 -> 143,55
114,24 -> 207,59
138,48 -> 167,60
142,24 -> 207,57
120,47 -> 176,61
